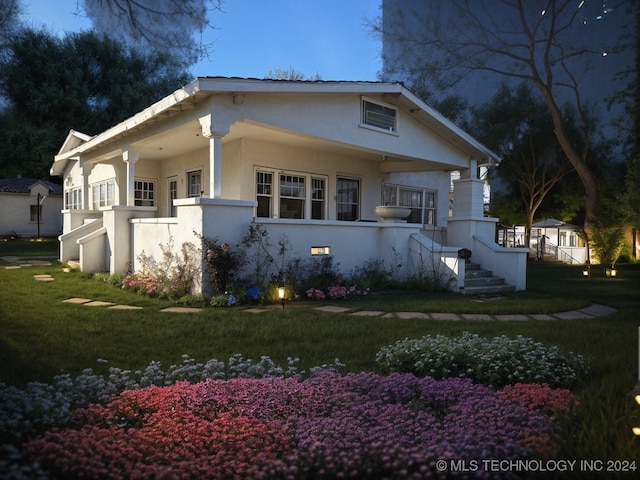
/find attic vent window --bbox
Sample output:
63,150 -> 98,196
361,98 -> 397,133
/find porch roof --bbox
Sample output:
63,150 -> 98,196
51,77 -> 500,175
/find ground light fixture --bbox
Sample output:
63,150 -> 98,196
278,284 -> 286,309
582,264 -> 590,277
606,266 -> 618,277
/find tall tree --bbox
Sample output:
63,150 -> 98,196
373,0 -> 635,243
0,28 -> 189,178
468,82 -> 574,246
79,0 -> 222,69
0,0 -> 23,46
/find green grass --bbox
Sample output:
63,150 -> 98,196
1,241 -> 640,470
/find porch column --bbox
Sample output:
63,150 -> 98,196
452,159 -> 484,218
81,162 -> 92,210
122,146 -> 139,206
199,114 -> 228,199
207,135 -> 222,198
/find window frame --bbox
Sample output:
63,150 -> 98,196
383,183 -> 437,226
91,179 -> 115,210
336,176 -> 361,222
29,204 -> 42,222
360,97 -> 398,134
65,187 -> 82,210
187,170 -> 202,198
134,179 -> 156,207
255,168 -> 328,220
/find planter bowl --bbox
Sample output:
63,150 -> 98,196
375,206 -> 411,223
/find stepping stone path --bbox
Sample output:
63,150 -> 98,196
310,303 -> 617,321
34,274 -> 54,282
7,265 -> 619,319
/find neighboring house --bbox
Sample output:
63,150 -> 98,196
531,218 -> 586,264
50,77 -> 528,293
0,177 -> 63,237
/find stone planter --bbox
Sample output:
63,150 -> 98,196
375,206 -> 411,223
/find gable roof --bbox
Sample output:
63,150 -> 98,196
0,178 -> 62,195
51,77 -> 500,175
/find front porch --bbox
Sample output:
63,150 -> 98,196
59,194 -> 528,294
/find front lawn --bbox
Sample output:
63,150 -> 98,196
1,242 -> 639,477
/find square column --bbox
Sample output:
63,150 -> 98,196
122,147 -> 139,206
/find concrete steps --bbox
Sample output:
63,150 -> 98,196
461,262 -> 516,295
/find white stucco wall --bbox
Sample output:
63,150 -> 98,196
0,189 -> 63,237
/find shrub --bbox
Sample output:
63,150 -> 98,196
376,332 -> 589,388
198,234 -> 240,295
122,240 -> 199,299
21,373 -> 572,479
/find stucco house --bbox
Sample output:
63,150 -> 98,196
531,218 -> 586,264
50,77 -> 528,293
0,177 -> 63,237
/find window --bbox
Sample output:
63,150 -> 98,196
187,170 -> 202,198
256,169 -> 327,220
256,171 -> 273,218
30,205 -> 42,222
65,188 -> 82,210
383,184 -> 436,225
280,174 -> 305,219
361,98 -> 397,133
91,180 -> 115,209
168,179 -> 178,217
134,180 -> 155,207
337,177 -> 360,221
311,177 -> 325,220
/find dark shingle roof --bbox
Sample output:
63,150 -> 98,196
0,178 -> 62,195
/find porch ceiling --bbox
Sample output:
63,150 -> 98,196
83,119 -> 455,172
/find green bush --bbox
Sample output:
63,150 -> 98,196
376,332 -> 589,388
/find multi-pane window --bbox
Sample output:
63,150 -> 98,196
187,170 -> 202,198
383,184 -> 436,225
65,188 -> 82,210
311,177 -> 325,220
256,171 -> 273,218
134,180 -> 155,207
361,98 -> 397,133
30,205 -> 42,222
168,179 -> 178,217
280,174 -> 305,219
255,170 -> 326,220
337,177 -> 360,221
92,180 -> 115,210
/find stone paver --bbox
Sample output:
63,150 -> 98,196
245,308 -> 270,313
34,274 -> 54,281
530,314 -> 556,321
350,310 -> 385,317
63,297 -> 93,304
108,305 -> 144,310
461,313 -> 493,321
579,303 -> 617,317
84,301 -> 116,307
4,266 -> 21,270
553,310 -> 594,320
160,307 -> 203,313
495,314 -> 529,321
396,312 -> 430,320
430,313 -> 460,321
314,306 -> 352,313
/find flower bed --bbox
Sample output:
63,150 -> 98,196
23,373 -> 573,479
376,332 -> 589,388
